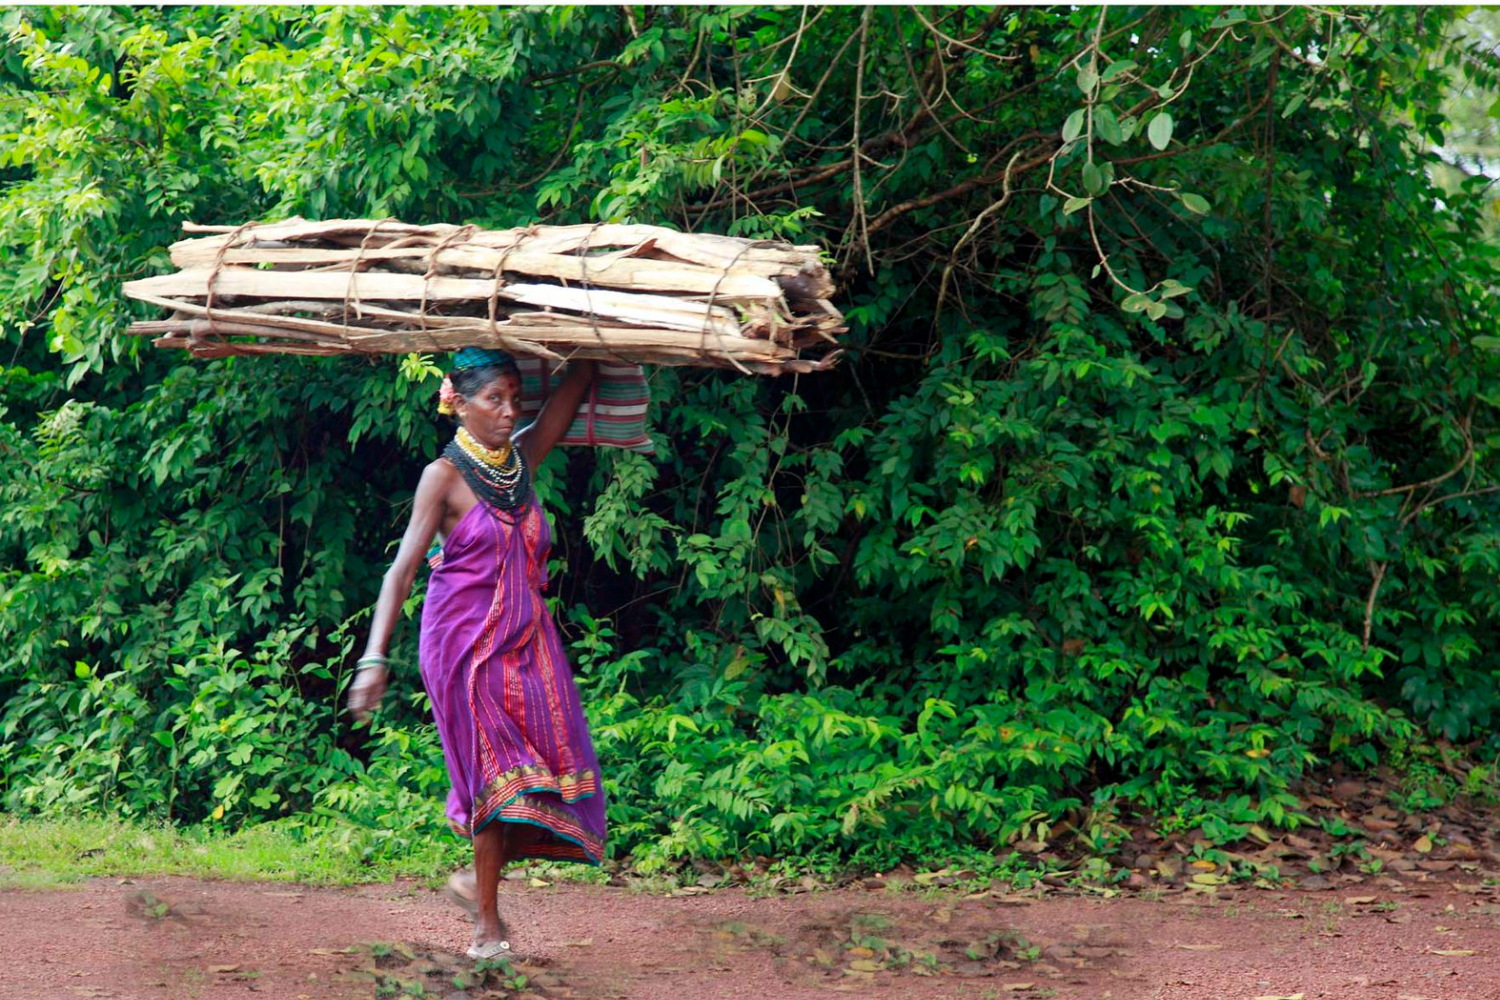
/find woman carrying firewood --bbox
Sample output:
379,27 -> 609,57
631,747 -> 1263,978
347,347 -> 606,961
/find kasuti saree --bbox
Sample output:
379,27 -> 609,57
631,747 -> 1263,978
419,495 -> 606,863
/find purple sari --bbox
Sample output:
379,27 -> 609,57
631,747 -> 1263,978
419,494 -> 606,864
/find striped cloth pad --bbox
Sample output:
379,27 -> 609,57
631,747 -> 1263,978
514,359 -> 655,455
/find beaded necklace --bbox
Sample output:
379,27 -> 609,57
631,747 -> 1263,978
445,426 -> 530,513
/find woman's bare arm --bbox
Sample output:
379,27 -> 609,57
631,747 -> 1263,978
514,359 -> 597,468
348,460 -> 452,720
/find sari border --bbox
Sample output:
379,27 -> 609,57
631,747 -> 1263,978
471,764 -> 600,824
455,789 -> 605,864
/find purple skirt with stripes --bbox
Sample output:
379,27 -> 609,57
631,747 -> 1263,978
419,495 -> 606,863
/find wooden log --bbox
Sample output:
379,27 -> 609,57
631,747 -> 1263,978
146,333 -> 790,370
128,315 -> 791,360
124,289 -> 384,339
150,335 -> 350,358
128,319 -> 352,347
174,218 -> 829,287
178,217 -> 462,241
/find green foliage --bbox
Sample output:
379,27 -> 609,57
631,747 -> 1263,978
3,5 -> 1500,874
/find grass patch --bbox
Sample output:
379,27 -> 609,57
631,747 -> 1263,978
0,814 -> 616,891
0,814 -> 466,889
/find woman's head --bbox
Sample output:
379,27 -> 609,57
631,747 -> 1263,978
440,348 -> 524,444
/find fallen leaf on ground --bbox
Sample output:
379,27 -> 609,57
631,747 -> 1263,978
528,877 -> 550,887
1428,949 -> 1477,956
1189,859 -> 1218,872
848,959 -> 883,973
561,939 -> 593,947
1175,944 -> 1222,951
1344,895 -> 1377,905
845,946 -> 875,959
1414,835 -> 1433,854
1252,994 -> 1304,1000
1191,873 -> 1226,886
206,965 -> 240,974
1001,984 -> 1036,992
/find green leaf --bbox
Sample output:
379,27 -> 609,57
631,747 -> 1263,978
1147,112 -> 1174,151
1062,109 -> 1085,143
1179,192 -> 1211,214
1063,196 -> 1092,215
1095,106 -> 1123,145
1083,161 -> 1106,195
1100,59 -> 1138,83
1077,65 -> 1098,95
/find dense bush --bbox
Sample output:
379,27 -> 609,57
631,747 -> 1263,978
3,6 -> 1499,871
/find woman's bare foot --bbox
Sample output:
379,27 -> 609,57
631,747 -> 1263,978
470,913 -> 510,956
451,869 -> 516,960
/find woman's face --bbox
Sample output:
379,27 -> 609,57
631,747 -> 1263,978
456,372 -> 523,449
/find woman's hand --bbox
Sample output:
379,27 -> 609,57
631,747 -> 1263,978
515,359 -> 597,467
348,663 -> 389,722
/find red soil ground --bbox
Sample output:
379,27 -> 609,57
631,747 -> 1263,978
4,871 -> 1500,1000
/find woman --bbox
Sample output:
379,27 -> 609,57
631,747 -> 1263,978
348,347 -> 606,960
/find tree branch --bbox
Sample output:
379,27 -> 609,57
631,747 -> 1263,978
866,140 -> 1056,235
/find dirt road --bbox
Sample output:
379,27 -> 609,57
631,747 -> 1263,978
4,874 -> 1500,1000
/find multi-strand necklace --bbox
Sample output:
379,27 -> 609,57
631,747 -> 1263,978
445,426 -> 530,512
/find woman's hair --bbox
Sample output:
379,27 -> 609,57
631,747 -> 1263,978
450,363 -> 518,399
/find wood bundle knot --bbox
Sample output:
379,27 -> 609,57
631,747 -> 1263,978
123,218 -> 846,375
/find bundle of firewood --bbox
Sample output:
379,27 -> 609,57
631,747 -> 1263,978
122,218 -> 845,375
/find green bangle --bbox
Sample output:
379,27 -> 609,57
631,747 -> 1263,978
357,654 -> 389,670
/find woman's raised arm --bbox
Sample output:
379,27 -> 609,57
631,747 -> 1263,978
514,359 -> 596,468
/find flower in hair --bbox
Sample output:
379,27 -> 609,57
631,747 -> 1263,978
438,374 -> 459,416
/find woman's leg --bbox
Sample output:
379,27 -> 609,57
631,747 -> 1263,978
471,822 -> 511,946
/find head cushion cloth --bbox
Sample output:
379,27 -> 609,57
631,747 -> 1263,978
452,346 -> 519,374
